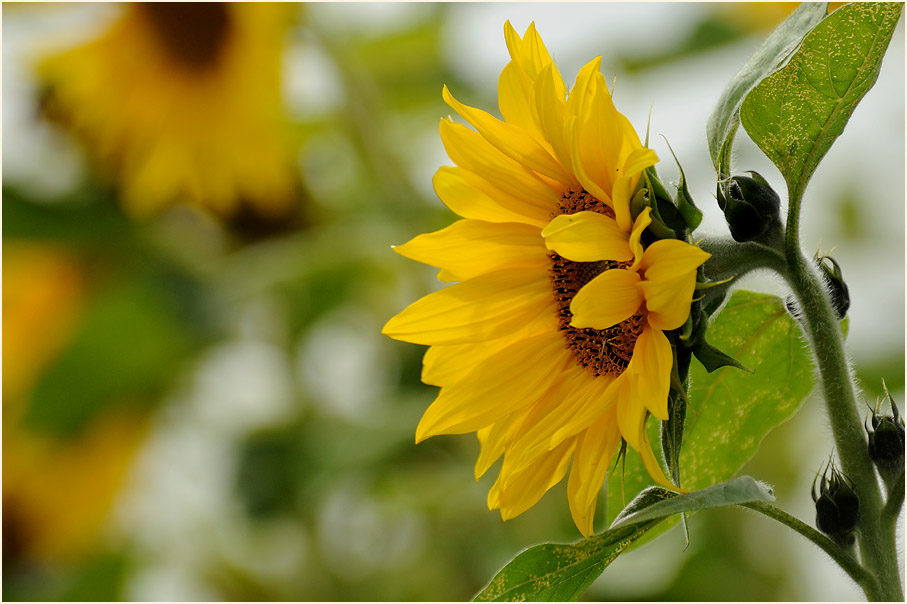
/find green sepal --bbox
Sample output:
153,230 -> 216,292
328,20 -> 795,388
637,167 -> 683,239
661,386 -> 688,487
677,307 -> 695,342
692,338 -> 752,374
695,276 -> 734,291
663,139 -> 703,232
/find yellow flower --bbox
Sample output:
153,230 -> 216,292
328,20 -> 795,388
38,3 -> 299,220
383,22 -> 710,536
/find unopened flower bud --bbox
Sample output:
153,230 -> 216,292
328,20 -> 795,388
717,171 -> 782,243
816,253 -> 850,320
866,384 -> 905,489
812,460 -> 859,548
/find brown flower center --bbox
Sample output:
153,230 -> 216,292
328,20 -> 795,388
550,188 -> 643,377
141,2 -> 232,71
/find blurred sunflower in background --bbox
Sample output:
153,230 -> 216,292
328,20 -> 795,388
38,2 -> 302,224
383,22 -> 709,536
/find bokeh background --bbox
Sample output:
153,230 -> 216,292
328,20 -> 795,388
3,3 -> 903,601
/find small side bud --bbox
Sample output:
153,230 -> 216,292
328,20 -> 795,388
866,382 -> 905,490
717,171 -> 782,244
811,459 -> 859,549
815,253 -> 850,320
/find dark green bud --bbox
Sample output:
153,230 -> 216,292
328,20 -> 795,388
866,386 -> 905,489
811,460 -> 859,548
717,171 -> 782,243
816,254 -> 850,320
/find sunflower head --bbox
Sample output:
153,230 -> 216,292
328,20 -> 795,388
37,3 -> 302,223
384,22 -> 710,536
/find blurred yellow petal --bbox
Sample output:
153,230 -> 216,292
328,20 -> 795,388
38,3 -> 299,220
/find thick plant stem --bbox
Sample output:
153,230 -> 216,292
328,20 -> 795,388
783,204 -> 903,601
743,502 -> 881,599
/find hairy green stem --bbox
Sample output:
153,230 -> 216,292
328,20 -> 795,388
699,236 -> 787,280
881,471 -> 904,527
697,237 -> 787,311
783,194 -> 903,601
742,501 -> 881,599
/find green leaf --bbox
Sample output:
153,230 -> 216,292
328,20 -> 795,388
475,476 -> 774,602
740,2 -> 903,203
610,476 -> 775,529
473,519 -> 664,602
706,2 -> 827,180
607,291 -> 814,533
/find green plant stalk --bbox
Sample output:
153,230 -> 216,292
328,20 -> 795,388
742,501 -> 881,599
784,195 -> 903,601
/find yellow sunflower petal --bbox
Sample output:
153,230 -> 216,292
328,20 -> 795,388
638,240 -> 711,331
622,147 -> 659,179
443,86 -> 570,183
531,63 -> 573,176
495,438 -> 576,520
475,408 -> 529,480
546,373 -> 621,450
541,211 -> 632,263
382,267 -> 551,346
394,219 -> 547,283
573,71 -> 624,197
628,206 -> 653,268
415,333 -> 569,441
567,410 -> 621,537
500,365 -> 599,469
636,417 -> 677,491
440,118 -> 559,214
498,60 -> 539,139
615,377 -> 643,450
570,269 -> 643,330
433,167 -> 543,226
565,113 -> 633,233
421,311 -> 553,388
504,21 -> 561,85
628,324 -> 672,421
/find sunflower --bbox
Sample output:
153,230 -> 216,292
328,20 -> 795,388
38,3 -> 299,220
383,22 -> 710,536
